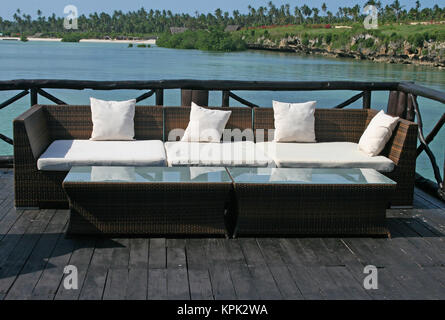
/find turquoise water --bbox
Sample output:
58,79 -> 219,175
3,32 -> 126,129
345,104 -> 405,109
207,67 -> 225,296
0,41 -> 443,181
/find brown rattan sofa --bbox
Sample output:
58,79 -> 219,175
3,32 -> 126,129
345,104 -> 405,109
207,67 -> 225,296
14,105 -> 417,208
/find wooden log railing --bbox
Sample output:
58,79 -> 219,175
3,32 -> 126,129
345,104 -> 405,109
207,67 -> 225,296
0,79 -> 443,199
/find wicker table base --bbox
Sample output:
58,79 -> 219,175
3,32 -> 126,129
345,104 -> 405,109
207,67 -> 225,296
228,168 -> 396,237
63,167 -> 232,236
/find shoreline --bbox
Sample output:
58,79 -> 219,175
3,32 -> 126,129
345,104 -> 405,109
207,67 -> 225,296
0,37 -> 156,44
247,43 -> 445,69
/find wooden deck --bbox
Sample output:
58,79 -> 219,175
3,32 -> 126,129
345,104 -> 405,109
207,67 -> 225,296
0,169 -> 444,300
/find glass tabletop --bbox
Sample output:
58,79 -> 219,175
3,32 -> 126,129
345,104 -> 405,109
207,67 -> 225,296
64,166 -> 232,183
227,168 -> 396,185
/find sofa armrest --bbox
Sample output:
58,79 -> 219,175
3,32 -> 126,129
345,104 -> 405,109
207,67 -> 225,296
383,118 -> 418,166
14,105 -> 51,160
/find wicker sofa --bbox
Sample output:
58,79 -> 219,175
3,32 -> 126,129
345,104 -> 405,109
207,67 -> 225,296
14,105 -> 417,208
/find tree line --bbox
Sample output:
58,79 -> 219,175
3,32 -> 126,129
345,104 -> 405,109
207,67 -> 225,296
0,1 -> 444,37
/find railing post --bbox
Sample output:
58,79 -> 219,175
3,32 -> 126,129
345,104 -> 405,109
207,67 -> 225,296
30,88 -> 38,106
222,90 -> 230,107
155,89 -> 164,106
362,91 -> 371,109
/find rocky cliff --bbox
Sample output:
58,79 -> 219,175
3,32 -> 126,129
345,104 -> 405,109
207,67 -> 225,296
248,34 -> 445,68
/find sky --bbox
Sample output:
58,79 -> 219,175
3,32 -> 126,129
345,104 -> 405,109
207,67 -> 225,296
0,0 -> 441,19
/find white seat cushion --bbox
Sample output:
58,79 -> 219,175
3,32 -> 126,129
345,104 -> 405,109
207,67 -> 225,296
37,140 -> 167,171
165,141 -> 274,167
257,141 -> 395,172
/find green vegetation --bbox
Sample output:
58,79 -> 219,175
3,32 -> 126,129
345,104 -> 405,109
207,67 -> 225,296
20,35 -> 28,42
137,44 -> 149,48
238,23 -> 445,50
157,27 -> 247,52
1,2 -> 443,39
61,33 -> 82,42
128,43 -> 133,47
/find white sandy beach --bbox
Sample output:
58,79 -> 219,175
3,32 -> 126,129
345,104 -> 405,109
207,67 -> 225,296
0,37 -> 156,44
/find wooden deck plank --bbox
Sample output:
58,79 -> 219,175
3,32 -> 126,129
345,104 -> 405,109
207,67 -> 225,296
278,239 -> 325,299
103,239 -> 130,300
345,237 -> 445,299
0,209 -> 57,295
222,239 -> 260,300
126,239 -> 149,300
126,268 -> 148,300
256,238 -> 303,300
147,238 -> 167,300
166,239 -> 189,300
0,209 -> 36,264
238,238 -> 282,300
186,239 -> 214,300
4,210 -> 67,300
147,269 -> 167,300
205,239 -> 237,300
78,239 -> 115,300
55,238 -> 96,300
148,238 -> 166,269
415,188 -> 445,209
30,224 -> 76,300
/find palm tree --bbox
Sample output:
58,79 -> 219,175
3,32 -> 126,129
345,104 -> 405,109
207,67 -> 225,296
391,0 -> 404,21
415,1 -> 421,19
301,5 -> 312,23
321,3 -> 327,16
312,8 -> 320,24
294,6 -> 303,24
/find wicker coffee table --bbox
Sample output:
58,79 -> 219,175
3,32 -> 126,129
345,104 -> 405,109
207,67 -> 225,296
63,166 -> 232,236
227,167 -> 396,237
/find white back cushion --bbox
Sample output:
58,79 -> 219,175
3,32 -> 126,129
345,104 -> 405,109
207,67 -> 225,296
273,100 -> 317,142
181,103 -> 232,143
90,97 -> 136,141
358,110 -> 399,156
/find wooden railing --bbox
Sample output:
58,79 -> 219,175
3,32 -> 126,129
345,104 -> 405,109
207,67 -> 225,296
0,79 -> 443,199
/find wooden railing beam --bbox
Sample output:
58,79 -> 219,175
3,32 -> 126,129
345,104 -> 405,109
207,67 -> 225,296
155,89 -> 164,106
0,90 -> 29,110
334,92 -> 364,109
362,91 -> 371,109
416,113 -> 445,157
228,92 -> 259,108
222,90 -> 230,107
411,95 -> 443,189
0,133 -> 13,145
30,88 -> 38,106
37,88 -> 67,105
135,89 -> 155,103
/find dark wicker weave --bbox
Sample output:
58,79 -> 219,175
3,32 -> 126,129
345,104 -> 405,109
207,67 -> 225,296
231,182 -> 395,237
63,181 -> 232,236
14,105 -> 417,208
254,108 -> 418,206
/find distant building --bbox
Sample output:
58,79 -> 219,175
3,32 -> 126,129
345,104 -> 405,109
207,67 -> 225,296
170,27 -> 188,34
33,33 -> 43,38
0,33 -> 3,37
224,25 -> 241,32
